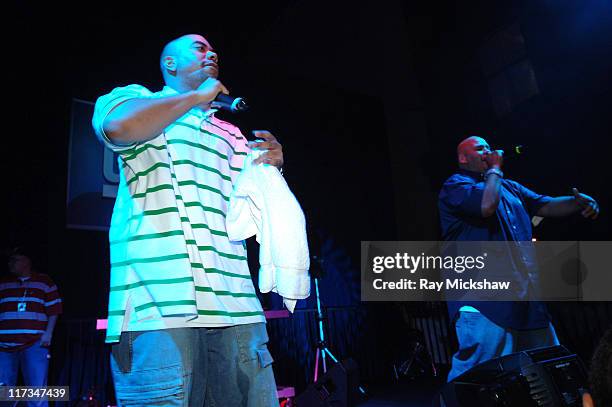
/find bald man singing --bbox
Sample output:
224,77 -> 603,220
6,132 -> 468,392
438,136 -> 599,382
92,34 -> 282,406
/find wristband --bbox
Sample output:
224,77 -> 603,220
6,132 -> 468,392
484,167 -> 503,180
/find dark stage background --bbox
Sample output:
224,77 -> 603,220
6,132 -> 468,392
5,0 -> 612,404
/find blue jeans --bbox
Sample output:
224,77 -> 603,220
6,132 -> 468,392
0,340 -> 50,407
447,311 -> 559,382
110,323 -> 278,407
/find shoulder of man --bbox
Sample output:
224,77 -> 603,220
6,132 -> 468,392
92,84 -> 159,151
30,272 -> 58,287
440,172 -> 477,191
438,172 -> 486,214
101,83 -> 156,98
93,83 -> 157,112
445,172 -> 473,183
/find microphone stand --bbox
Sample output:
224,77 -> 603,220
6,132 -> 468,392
310,255 -> 366,395
313,272 -> 338,381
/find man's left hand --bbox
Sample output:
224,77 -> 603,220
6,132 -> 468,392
40,331 -> 53,347
573,188 -> 600,219
249,131 -> 284,169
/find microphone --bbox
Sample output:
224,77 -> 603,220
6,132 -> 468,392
510,144 -> 526,156
212,93 -> 249,113
498,145 -> 526,158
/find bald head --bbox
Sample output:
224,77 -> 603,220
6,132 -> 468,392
457,136 -> 488,156
160,37 -> 182,70
159,34 -> 218,90
456,136 -> 491,173
160,35 -> 194,72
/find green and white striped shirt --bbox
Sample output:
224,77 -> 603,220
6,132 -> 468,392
92,84 -> 265,343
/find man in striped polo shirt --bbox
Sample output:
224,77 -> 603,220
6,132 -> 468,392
0,247 -> 62,405
92,34 -> 284,406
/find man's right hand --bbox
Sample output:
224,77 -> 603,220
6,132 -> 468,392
195,78 -> 229,104
484,149 -> 504,169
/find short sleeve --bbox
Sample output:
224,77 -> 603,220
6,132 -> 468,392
439,175 -> 484,218
91,84 -> 154,152
42,276 -> 63,316
508,180 -> 553,217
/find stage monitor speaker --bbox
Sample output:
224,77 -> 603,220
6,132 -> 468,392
295,358 -> 359,407
440,345 -> 588,407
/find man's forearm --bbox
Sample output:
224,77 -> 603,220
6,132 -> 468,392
45,315 -> 58,335
103,91 -> 204,145
537,196 -> 579,217
481,173 -> 502,217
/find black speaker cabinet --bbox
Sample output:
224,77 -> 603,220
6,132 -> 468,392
440,346 -> 588,407
295,359 -> 359,407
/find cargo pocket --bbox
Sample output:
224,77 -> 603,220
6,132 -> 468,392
114,364 -> 184,407
233,325 -> 278,407
256,347 -> 274,369
237,323 -> 271,364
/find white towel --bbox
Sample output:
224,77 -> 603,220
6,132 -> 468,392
226,150 -> 310,311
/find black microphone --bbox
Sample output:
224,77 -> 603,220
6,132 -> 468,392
212,94 -> 249,113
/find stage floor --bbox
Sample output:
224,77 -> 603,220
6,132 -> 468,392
356,376 -> 444,407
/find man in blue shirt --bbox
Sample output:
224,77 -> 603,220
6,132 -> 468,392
438,136 -> 599,381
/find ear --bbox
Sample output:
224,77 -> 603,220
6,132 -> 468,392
458,153 -> 468,165
163,56 -> 177,72
582,392 -> 594,407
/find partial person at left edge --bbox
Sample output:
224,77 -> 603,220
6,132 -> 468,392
0,246 -> 63,407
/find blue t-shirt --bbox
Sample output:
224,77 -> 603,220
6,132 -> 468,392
438,169 -> 553,329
